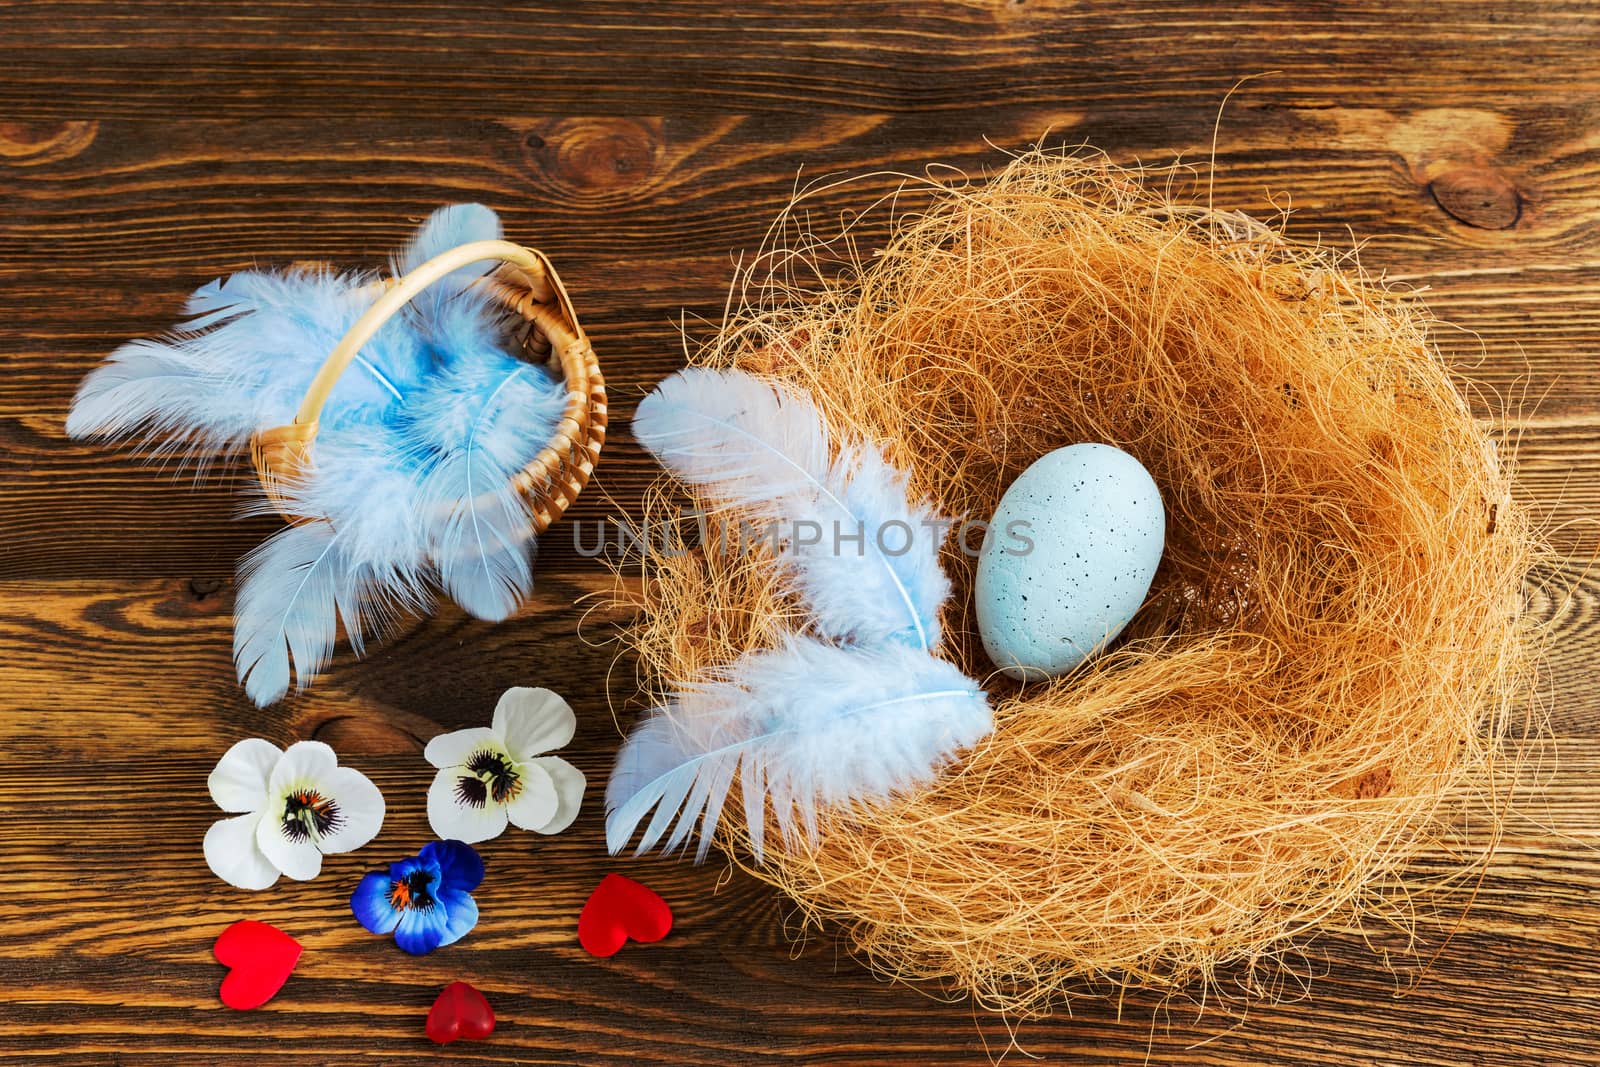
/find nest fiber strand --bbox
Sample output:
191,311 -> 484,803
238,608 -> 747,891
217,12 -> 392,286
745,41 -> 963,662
627,154 -> 1538,1014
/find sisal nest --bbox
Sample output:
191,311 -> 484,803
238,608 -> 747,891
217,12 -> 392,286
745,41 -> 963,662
623,152 -> 1542,1015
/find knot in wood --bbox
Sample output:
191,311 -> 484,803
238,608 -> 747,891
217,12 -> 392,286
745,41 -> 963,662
1429,166 -> 1521,229
525,118 -> 661,202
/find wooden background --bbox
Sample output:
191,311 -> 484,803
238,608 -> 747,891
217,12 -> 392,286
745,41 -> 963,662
2,2 -> 1598,1063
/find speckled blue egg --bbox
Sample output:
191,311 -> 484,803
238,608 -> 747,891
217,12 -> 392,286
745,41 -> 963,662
975,443 -> 1165,680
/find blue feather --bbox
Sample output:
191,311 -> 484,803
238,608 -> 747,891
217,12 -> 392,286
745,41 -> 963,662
395,202 -> 502,278
605,636 -> 991,861
232,521 -> 433,706
62,337 -> 262,467
69,204 -> 568,705
632,368 -> 950,650
409,331 -> 568,621
67,267 -> 426,463
394,201 -> 504,327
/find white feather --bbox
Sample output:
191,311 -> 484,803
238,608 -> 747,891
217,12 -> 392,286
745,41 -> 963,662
609,368 -> 991,860
633,368 -> 950,650
605,635 -> 991,861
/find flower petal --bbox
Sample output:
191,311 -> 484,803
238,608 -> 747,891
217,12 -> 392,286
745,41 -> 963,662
426,766 -> 509,844
492,687 -> 576,761
421,839 -> 485,893
208,738 -> 283,813
393,901 -> 451,955
256,808 -> 323,881
436,887 -> 478,948
268,740 -> 339,795
503,760 -> 560,834
315,765 -> 385,854
350,871 -> 402,934
522,756 -> 586,834
391,854 -> 431,883
203,813 -> 280,890
423,727 -> 501,770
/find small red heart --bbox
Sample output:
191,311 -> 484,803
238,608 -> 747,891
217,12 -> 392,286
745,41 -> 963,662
578,873 -> 673,958
426,981 -> 495,1045
213,920 -> 302,1010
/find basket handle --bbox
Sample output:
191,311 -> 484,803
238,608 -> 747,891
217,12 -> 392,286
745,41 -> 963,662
292,238 -> 577,427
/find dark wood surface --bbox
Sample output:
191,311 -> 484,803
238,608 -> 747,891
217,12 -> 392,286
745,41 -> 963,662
3,3 -> 1598,1064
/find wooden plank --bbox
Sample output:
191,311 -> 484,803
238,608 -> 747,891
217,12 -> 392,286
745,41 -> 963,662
1,1 -> 1598,119
2,107 -> 1596,274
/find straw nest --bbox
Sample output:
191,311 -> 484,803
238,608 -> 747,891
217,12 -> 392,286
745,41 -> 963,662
622,152 -> 1541,1015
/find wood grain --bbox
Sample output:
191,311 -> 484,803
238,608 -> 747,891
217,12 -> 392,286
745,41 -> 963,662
1,1 -> 1598,119
2,3 -> 1599,1064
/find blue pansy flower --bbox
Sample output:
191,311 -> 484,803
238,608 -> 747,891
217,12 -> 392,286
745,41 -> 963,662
350,840 -> 484,955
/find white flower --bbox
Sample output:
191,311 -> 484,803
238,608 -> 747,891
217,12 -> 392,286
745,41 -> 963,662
424,687 -> 586,844
203,739 -> 385,890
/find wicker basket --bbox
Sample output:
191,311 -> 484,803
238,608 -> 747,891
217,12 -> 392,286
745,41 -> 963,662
249,238 -> 606,534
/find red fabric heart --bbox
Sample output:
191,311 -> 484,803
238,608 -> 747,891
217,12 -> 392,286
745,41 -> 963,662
426,981 -> 495,1044
213,920 -> 302,1010
578,873 -> 673,957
